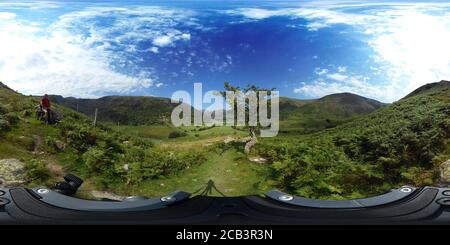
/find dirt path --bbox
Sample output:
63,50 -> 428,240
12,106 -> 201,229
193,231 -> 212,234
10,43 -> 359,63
32,135 -> 44,155
159,136 -> 229,149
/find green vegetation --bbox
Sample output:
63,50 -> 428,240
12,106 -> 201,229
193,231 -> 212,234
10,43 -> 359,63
2,80 -> 450,200
49,95 -> 187,125
279,93 -> 385,133
106,149 -> 274,197
24,159 -> 51,183
0,82 -> 207,194
256,81 -> 450,199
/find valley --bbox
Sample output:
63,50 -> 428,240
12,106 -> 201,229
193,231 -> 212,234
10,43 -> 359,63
1,81 -> 450,200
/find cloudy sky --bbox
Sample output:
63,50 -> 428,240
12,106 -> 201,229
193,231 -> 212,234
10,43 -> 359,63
0,0 -> 449,102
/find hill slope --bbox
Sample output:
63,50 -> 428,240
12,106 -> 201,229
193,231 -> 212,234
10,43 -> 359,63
279,93 -> 385,133
259,81 -> 450,199
0,82 -> 206,193
404,80 -> 450,99
50,95 -> 180,125
48,92 -> 383,130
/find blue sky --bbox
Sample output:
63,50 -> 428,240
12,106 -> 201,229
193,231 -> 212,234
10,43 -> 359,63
0,0 -> 449,102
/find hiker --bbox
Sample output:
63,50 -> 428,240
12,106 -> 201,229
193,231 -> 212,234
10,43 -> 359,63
40,94 -> 52,123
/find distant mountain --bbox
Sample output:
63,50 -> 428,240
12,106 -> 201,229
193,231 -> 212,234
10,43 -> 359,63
279,93 -> 385,133
403,80 -> 450,99
48,91 -> 384,128
49,95 -> 183,125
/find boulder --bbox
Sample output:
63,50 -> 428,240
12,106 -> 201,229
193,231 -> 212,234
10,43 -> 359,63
0,159 -> 26,187
440,160 -> 450,185
90,190 -> 125,201
54,140 -> 66,151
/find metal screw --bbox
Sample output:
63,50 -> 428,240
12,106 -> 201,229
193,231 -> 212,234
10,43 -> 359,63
161,196 -> 176,202
278,194 -> 294,201
37,188 -> 49,194
400,187 -> 413,193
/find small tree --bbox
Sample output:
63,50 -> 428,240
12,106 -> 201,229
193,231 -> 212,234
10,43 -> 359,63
218,82 -> 275,153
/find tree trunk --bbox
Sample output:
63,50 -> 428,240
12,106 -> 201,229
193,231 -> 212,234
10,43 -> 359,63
244,129 -> 257,154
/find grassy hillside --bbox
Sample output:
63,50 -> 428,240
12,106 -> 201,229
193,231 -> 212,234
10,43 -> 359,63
0,82 -> 207,193
404,80 -> 450,99
279,93 -> 385,133
257,80 -> 450,199
50,95 -> 180,125
1,81 -> 272,197
3,80 -> 449,200
50,93 -> 383,132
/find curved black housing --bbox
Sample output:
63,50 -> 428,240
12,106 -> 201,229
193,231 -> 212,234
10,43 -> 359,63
0,186 -> 449,224
51,174 -> 84,196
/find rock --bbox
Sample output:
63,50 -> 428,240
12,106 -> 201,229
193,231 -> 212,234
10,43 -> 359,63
54,140 -> 65,151
224,136 -> 252,144
0,159 -> 26,187
223,136 -> 236,144
44,161 -> 64,177
248,156 -> 268,164
440,160 -> 450,185
22,110 -> 31,117
90,190 -> 124,201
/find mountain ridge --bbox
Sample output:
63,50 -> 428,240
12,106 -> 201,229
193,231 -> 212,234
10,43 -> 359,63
403,80 -> 450,99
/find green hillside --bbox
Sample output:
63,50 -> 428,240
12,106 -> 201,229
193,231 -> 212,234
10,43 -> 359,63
257,80 -> 450,199
49,95 -> 181,125
2,80 -> 450,200
279,93 -> 385,133
404,80 -> 450,99
51,92 -> 383,132
0,82 -> 207,194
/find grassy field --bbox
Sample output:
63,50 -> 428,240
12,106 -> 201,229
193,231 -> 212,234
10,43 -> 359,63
1,99 -> 273,197
89,149 -> 275,197
82,124 -> 275,196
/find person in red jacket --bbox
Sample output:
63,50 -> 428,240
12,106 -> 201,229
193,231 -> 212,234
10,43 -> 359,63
40,94 -> 51,123
40,94 -> 51,110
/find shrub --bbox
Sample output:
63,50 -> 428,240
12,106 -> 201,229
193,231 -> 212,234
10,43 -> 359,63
0,117 -> 10,132
82,146 -> 115,173
45,137 -> 59,154
123,149 -> 206,184
3,112 -> 19,124
168,131 -> 187,138
25,159 -> 50,181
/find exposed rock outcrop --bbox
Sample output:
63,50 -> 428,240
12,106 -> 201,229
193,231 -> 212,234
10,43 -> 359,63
0,159 -> 26,187
90,190 -> 125,201
440,160 -> 450,185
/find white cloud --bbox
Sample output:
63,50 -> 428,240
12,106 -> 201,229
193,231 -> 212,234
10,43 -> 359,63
337,66 -> 347,73
294,76 -> 385,99
149,47 -> 159,53
0,1 -> 61,10
314,68 -> 329,76
152,32 -> 191,47
0,12 -> 16,19
0,6 -> 198,98
327,73 -> 348,81
230,3 -> 450,102
226,8 -> 292,20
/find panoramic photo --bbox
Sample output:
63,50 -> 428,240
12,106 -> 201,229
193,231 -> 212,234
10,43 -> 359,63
0,0 -> 450,226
